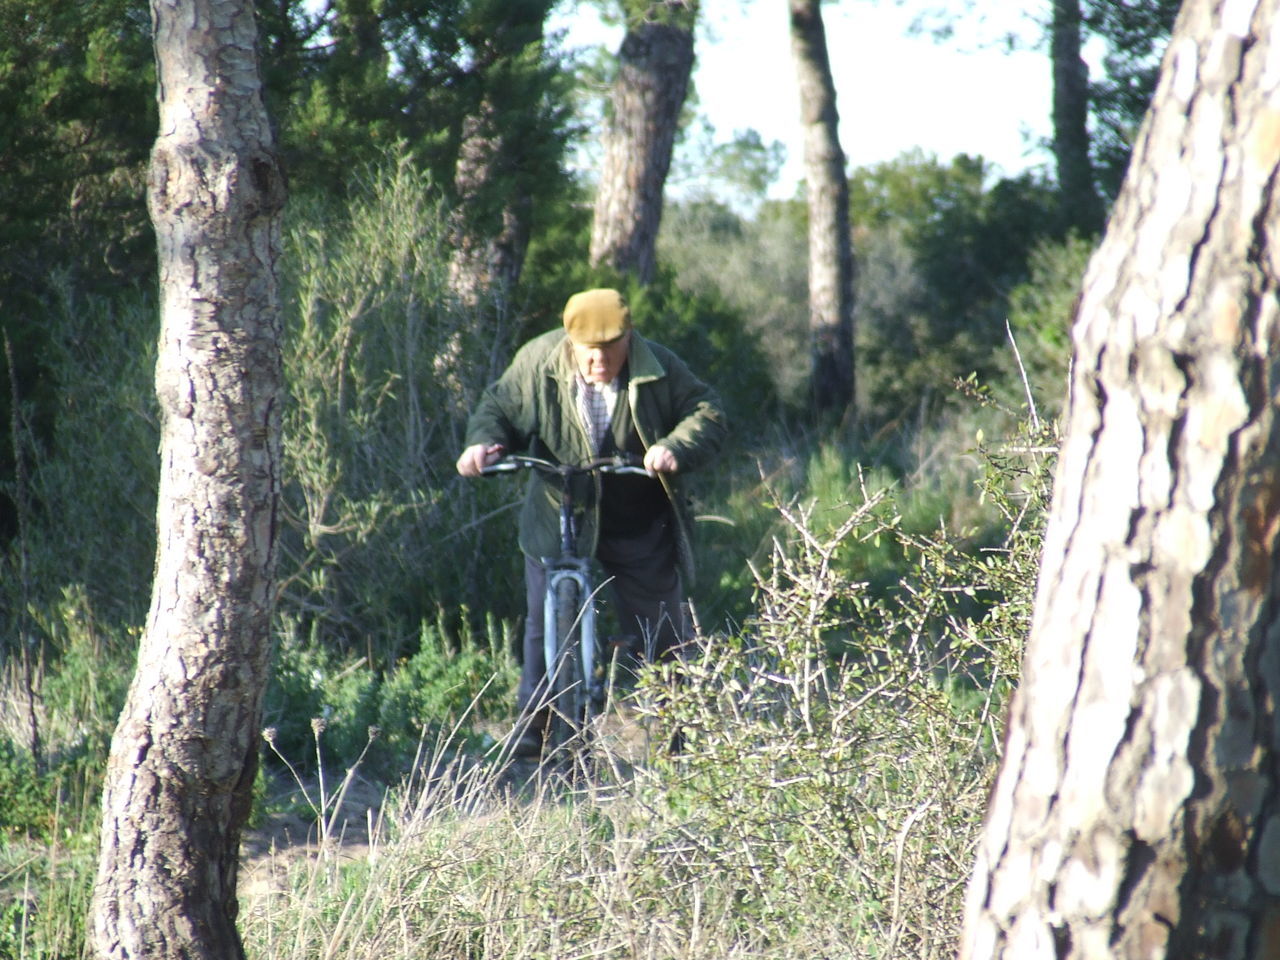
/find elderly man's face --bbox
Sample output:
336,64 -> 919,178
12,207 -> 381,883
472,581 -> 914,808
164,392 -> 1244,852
570,331 -> 630,384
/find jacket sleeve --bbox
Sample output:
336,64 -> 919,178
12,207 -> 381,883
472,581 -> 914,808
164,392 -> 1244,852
463,342 -> 542,452
647,348 -> 728,473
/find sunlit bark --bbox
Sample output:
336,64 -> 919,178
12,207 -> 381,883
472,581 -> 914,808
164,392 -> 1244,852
589,1 -> 696,284
789,0 -> 855,418
90,1 -> 285,957
963,1 -> 1280,956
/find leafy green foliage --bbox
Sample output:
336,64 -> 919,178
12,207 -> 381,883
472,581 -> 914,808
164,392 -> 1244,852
270,0 -> 574,220
1083,0 -> 1179,201
263,614 -> 517,777
619,270 -> 778,426
0,586 -> 133,842
374,616 -> 518,759
0,0 -> 579,544
0,0 -> 155,289
659,152 -> 1068,428
264,622 -> 382,771
278,151 -> 529,658
3,281 -> 159,626
1001,231 -> 1096,420
0,741 -> 55,839
849,151 -> 1062,424
0,0 -> 155,545
658,196 -> 809,409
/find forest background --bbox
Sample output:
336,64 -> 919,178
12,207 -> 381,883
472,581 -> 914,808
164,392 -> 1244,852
0,0 -> 1177,957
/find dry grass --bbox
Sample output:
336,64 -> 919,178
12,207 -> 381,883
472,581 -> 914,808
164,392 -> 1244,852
237,490 -> 1015,960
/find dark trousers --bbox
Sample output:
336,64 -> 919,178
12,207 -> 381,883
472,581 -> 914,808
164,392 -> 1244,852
516,516 -> 688,713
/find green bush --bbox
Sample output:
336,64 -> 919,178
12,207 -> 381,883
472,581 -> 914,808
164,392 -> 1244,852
262,619 -> 382,772
0,741 -> 55,839
613,269 -> 780,429
278,150 -> 526,663
375,615 -> 518,762
263,612 -> 518,777
2,278 -> 159,627
658,196 -> 810,411
1002,231 -> 1096,420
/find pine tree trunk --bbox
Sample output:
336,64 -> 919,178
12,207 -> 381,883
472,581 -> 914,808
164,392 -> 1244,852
589,1 -> 696,284
447,2 -> 553,307
90,2 -> 285,958
963,1 -> 1280,956
789,0 -> 855,418
1051,0 -> 1102,233
449,100 -> 534,307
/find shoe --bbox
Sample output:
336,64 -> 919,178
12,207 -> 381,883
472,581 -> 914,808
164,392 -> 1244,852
511,727 -> 544,758
508,709 -> 548,758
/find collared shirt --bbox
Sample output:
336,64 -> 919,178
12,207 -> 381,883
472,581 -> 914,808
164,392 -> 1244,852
575,372 -> 620,454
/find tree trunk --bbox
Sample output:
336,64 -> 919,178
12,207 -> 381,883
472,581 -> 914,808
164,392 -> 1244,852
1051,0 -> 1103,234
589,0 -> 696,284
962,1 -> 1280,957
449,95 -> 534,308
447,1 -> 556,307
789,0 -> 855,418
90,1 -> 285,958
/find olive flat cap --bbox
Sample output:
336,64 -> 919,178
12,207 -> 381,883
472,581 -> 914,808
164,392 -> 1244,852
563,288 -> 632,345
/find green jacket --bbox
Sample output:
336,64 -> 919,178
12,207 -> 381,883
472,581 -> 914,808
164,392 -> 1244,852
465,329 -> 728,583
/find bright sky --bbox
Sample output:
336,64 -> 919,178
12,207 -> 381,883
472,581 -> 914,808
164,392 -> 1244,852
550,0 -> 1055,200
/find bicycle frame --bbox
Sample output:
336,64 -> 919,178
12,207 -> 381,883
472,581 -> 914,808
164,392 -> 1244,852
482,453 -> 649,754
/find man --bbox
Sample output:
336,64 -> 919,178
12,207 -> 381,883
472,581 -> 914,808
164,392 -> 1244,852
457,288 -> 727,756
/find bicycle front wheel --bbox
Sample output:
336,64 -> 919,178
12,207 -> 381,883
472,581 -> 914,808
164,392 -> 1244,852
547,577 -> 589,753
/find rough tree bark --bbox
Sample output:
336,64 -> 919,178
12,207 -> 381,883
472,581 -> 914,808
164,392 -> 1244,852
447,1 -> 555,307
962,0 -> 1280,957
449,96 -> 534,308
588,0 -> 696,284
90,1 -> 285,958
789,0 -> 855,418
1051,0 -> 1103,234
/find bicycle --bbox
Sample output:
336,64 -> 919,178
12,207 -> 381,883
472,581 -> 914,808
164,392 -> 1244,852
482,452 -> 651,761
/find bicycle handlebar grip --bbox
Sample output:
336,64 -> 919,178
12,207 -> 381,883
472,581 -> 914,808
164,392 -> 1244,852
479,460 -> 522,475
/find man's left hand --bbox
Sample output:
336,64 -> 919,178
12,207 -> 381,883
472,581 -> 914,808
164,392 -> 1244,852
644,444 -> 678,474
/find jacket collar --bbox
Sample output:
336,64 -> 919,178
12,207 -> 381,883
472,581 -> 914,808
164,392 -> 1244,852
626,334 -> 664,384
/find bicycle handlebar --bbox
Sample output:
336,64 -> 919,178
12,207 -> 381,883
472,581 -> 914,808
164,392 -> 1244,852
480,453 -> 652,479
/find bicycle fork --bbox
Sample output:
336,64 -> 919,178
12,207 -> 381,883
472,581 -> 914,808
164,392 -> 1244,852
543,561 -> 598,703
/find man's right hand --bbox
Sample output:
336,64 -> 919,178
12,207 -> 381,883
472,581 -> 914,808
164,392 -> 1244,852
456,443 -> 505,477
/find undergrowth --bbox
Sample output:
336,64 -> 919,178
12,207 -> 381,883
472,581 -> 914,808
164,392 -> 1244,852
232,418 -> 1053,960
0,407 -> 1053,960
